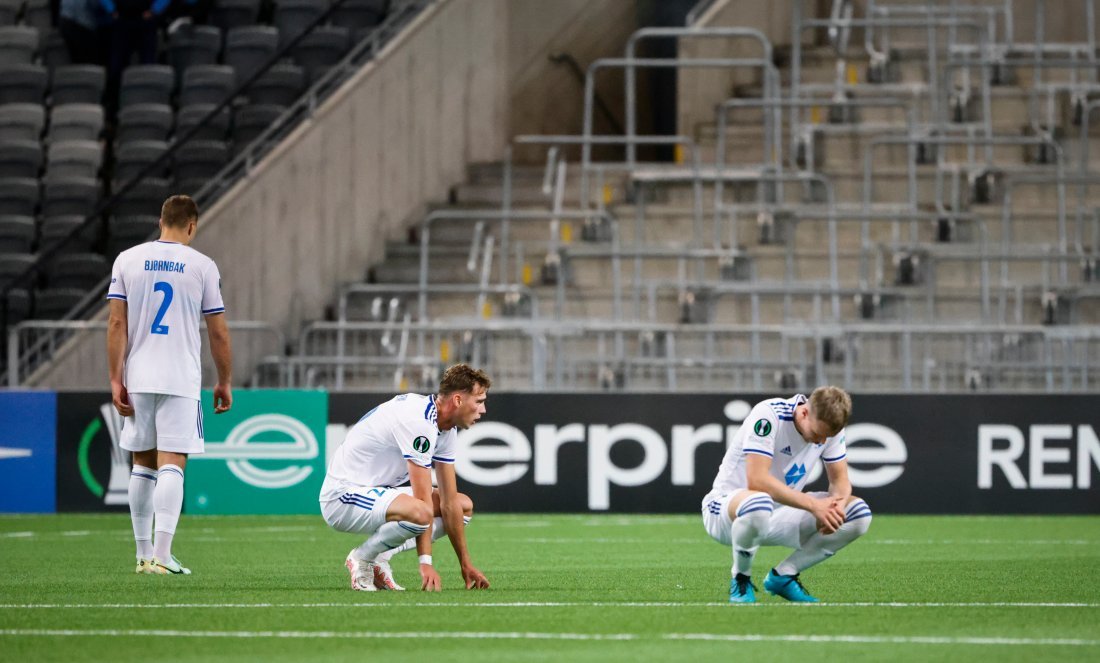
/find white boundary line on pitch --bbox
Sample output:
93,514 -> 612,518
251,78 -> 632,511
0,629 -> 1097,647
1,601 -> 1097,609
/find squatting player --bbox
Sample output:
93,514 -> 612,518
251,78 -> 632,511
701,386 -> 872,602
320,364 -> 491,591
107,194 -> 233,576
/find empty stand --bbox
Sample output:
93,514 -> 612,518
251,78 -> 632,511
119,65 -> 175,108
47,104 -> 104,143
0,102 -> 44,141
50,65 -> 106,105
0,215 -> 34,253
0,63 -> 47,104
116,103 -> 173,144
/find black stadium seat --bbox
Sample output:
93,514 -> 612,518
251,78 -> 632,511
110,178 -> 170,218
32,287 -> 85,319
225,26 -> 279,84
210,0 -> 263,32
42,176 -> 100,218
45,252 -> 109,288
0,177 -> 40,216
47,104 -> 105,143
0,26 -> 38,65
0,138 -> 42,178
116,103 -> 173,144
247,63 -> 304,106
168,25 -> 224,84
120,65 -> 175,108
0,215 -> 34,253
50,65 -> 106,105
46,140 -> 103,180
177,104 -> 230,141
274,0 -> 327,50
40,215 -> 97,253
293,26 -> 351,84
114,140 -> 171,182
0,63 -> 47,104
0,102 -> 45,141
180,65 -> 236,107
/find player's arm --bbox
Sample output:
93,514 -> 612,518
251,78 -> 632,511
745,455 -> 844,532
106,299 -> 133,417
824,458 -> 852,504
407,461 -> 441,591
436,462 -> 489,589
204,312 -> 233,413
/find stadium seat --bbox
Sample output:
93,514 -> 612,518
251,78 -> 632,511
179,64 -> 235,107
247,63 -> 304,106
119,65 -> 175,108
210,0 -> 263,31
114,139 -> 170,182
232,103 -> 283,152
0,26 -> 38,64
47,103 -> 104,143
0,0 -> 20,26
40,215 -> 97,252
0,63 -> 47,104
21,0 -> 52,37
293,26 -> 351,83
110,178 -> 170,217
0,177 -> 39,216
0,215 -> 34,252
174,139 -> 229,182
332,0 -> 387,30
274,0 -> 328,50
32,287 -> 85,318
168,24 -> 224,84
0,138 -> 42,177
176,104 -> 230,141
3,286 -> 31,325
46,140 -> 103,180
0,252 -> 36,286
44,252 -> 108,288
41,176 -> 100,217
107,215 -> 158,256
225,25 -> 278,84
40,29 -> 69,70
0,102 -> 45,141
116,103 -> 173,144
50,65 -> 106,105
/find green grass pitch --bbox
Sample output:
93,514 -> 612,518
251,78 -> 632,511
1,513 -> 1099,661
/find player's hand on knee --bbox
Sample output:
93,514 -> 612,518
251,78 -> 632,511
462,565 -> 490,590
112,382 -> 134,417
420,564 -> 442,591
812,497 -> 844,534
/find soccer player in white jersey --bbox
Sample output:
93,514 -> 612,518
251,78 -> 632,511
320,364 -> 491,592
702,386 -> 872,603
106,195 -> 233,576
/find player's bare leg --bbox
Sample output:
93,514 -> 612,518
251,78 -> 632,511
373,490 -> 474,590
345,495 -> 432,591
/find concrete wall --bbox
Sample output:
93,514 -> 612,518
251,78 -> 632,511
678,0 -> 810,144
26,0 -> 640,388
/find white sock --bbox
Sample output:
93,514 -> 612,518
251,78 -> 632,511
377,516 -> 472,562
730,493 -> 773,577
775,499 -> 872,576
152,464 -> 185,562
353,520 -> 429,562
128,465 -> 157,560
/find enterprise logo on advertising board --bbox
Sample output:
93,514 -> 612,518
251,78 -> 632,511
186,390 -> 327,515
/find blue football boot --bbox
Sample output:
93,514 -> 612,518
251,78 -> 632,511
728,573 -> 757,603
763,568 -> 818,602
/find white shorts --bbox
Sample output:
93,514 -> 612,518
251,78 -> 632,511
321,485 -> 412,535
120,393 -> 205,454
701,489 -> 823,550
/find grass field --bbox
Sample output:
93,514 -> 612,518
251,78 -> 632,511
1,513 -> 1099,662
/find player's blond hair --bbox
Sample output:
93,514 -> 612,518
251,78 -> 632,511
161,195 -> 199,229
438,364 -> 491,396
808,386 -> 851,434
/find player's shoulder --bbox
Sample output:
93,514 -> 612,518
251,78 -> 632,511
754,394 -> 804,422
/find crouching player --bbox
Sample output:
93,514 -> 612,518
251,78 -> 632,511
702,386 -> 872,603
320,364 -> 491,591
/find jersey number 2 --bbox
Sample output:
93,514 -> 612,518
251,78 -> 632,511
150,281 -> 173,335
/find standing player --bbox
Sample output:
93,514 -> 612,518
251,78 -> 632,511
701,386 -> 872,603
320,364 -> 491,592
106,194 -> 233,576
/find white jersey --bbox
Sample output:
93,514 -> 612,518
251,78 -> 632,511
321,393 -> 457,500
106,240 -> 224,400
709,394 -> 847,495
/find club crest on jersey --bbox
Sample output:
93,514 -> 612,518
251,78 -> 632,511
413,436 -> 431,453
753,419 -> 772,437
